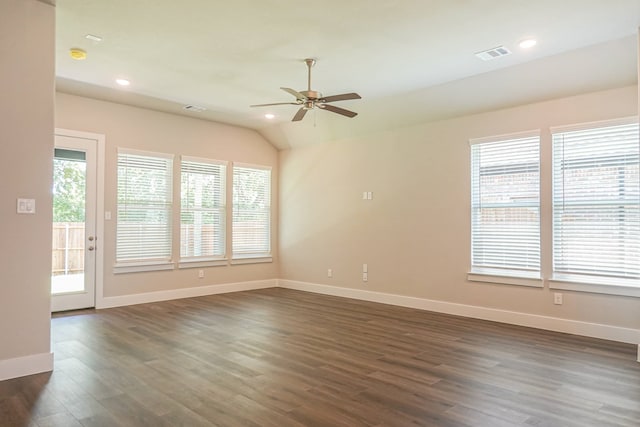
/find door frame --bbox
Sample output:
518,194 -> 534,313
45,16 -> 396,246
53,128 -> 105,310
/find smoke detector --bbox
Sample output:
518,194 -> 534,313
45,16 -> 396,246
69,48 -> 87,60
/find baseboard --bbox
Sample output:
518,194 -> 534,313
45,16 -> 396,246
0,352 -> 53,381
278,279 -> 640,345
92,277 -> 638,347
97,279 -> 278,309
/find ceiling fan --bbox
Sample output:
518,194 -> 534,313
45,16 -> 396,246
250,58 -> 361,122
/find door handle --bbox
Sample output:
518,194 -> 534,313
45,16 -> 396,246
88,236 -> 95,241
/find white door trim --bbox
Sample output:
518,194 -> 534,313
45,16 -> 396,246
54,128 -> 105,310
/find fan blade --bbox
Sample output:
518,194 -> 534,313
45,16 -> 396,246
320,104 -> 358,118
250,102 -> 299,107
320,93 -> 361,103
281,87 -> 306,100
292,108 -> 308,121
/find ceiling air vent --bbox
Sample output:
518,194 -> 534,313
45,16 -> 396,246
183,105 -> 206,112
475,46 -> 512,61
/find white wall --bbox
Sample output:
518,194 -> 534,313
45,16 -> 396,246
279,86 -> 639,333
0,0 -> 55,379
56,93 -> 279,300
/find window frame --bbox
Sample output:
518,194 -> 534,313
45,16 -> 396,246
231,162 -> 272,264
549,117 -> 640,297
179,156 -> 228,269
114,148 -> 174,274
468,130 -> 543,287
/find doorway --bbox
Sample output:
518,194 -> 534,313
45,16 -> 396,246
51,132 -> 99,311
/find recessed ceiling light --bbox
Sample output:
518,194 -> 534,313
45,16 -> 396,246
265,113 -> 275,119
115,78 -> 130,86
519,39 -> 537,49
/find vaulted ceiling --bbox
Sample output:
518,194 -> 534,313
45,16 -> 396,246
56,0 -> 640,149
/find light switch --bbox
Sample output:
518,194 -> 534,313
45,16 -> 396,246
105,211 -> 112,220
17,198 -> 36,214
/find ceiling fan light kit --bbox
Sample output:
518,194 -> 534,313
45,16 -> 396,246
251,58 -> 361,122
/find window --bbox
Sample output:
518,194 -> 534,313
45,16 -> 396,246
180,157 -> 227,264
116,149 -> 173,271
469,133 -> 541,285
232,164 -> 271,261
552,120 -> 639,288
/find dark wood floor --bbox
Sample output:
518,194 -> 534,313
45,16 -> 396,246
1,288 -> 638,427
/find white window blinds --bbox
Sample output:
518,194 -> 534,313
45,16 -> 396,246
470,134 -> 540,277
181,157 -> 227,260
232,164 -> 271,258
552,121 -> 640,284
117,150 -> 173,263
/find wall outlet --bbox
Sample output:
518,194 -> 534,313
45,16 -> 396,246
327,268 -> 333,278
198,269 -> 204,279
363,263 -> 368,273
363,272 -> 368,282
554,293 -> 563,305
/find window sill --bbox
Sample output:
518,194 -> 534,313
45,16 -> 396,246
178,258 -> 228,269
549,274 -> 640,298
468,268 -> 543,288
113,261 -> 175,274
230,256 -> 273,265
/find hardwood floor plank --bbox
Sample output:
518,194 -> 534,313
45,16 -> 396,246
598,405 -> 640,425
0,395 -> 33,427
34,412 -> 83,427
0,288 -> 637,426
42,371 -> 110,422
97,394 -> 174,427
444,404 -> 526,427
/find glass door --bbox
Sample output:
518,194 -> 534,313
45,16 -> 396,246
51,134 -> 97,311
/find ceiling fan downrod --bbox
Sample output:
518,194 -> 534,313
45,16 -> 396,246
305,58 -> 315,92
301,58 -> 321,102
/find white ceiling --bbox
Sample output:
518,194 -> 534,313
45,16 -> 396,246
55,0 -> 640,149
